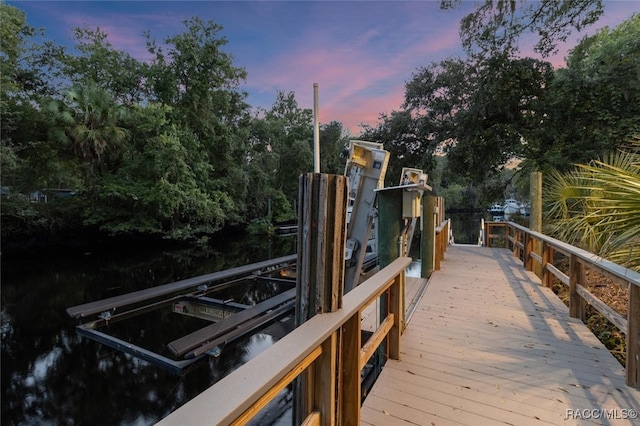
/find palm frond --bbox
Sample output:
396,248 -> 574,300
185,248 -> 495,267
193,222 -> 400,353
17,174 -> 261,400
544,140 -> 640,271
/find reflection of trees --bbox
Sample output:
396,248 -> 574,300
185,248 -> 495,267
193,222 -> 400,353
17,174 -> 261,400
1,234 -> 296,424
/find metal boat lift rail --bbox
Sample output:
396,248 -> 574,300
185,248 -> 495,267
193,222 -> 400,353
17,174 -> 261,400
66,254 -> 296,319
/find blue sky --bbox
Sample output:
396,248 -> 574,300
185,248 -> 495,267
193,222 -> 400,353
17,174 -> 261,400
9,1 -> 640,134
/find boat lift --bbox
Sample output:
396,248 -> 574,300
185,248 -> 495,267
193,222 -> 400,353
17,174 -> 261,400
67,255 -> 297,375
343,140 -> 389,293
66,141 -> 395,374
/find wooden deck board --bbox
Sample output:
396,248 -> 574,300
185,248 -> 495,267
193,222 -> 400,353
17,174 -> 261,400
362,245 -> 640,425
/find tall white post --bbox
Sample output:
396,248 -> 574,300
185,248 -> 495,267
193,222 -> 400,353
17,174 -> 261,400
313,83 -> 320,173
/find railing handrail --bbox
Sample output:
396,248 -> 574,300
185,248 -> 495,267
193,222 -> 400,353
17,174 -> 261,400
157,256 -> 412,425
505,221 -> 640,288
484,220 -> 639,388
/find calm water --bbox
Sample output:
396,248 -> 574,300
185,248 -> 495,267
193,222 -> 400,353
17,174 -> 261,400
1,233 -> 296,425
448,211 -> 486,244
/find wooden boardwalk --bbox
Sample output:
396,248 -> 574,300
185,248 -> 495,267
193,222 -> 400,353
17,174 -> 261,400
361,245 -> 640,426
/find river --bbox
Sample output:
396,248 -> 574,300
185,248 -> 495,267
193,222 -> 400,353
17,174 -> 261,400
1,233 -> 296,425
448,211 -> 486,244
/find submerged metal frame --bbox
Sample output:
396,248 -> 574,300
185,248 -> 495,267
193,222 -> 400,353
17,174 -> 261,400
68,256 -> 298,375
76,326 -> 205,376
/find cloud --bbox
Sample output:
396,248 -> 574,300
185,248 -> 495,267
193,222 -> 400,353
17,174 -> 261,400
243,9 -> 463,134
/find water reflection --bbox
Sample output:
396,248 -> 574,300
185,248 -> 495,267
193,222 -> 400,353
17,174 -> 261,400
1,233 -> 296,425
448,211 -> 485,244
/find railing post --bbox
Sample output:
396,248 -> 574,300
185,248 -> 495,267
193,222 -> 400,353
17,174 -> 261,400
569,254 -> 586,321
388,272 -> 404,359
513,228 -> 520,258
313,332 -> 337,424
524,232 -> 533,271
422,195 -> 436,278
340,315 -> 361,425
509,225 -> 514,250
434,227 -> 442,271
627,283 -> 640,387
541,242 -> 553,288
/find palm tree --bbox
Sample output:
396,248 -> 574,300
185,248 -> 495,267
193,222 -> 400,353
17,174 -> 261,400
48,80 -> 128,199
544,137 -> 640,271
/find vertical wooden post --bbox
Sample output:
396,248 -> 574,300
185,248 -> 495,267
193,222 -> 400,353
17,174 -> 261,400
314,332 -> 337,423
422,195 -> 436,279
627,283 -> 640,387
296,173 -> 347,322
569,254 -> 585,321
294,173 -> 347,424
541,242 -> 553,288
388,273 -> 403,359
340,315 -> 361,425
434,228 -> 441,271
524,232 -> 533,271
530,172 -> 543,276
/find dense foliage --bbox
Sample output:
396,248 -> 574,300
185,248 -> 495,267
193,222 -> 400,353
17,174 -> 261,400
441,0 -> 604,58
544,139 -> 640,271
2,3 -> 638,244
363,12 -> 639,208
0,5 -> 348,242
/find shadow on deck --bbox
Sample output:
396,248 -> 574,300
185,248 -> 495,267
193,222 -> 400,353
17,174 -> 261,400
362,245 -> 640,426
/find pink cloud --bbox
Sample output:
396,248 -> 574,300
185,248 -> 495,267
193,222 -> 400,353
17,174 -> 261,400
248,21 -> 463,135
56,10 -> 188,62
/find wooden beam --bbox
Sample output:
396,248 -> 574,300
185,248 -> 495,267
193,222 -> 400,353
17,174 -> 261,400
541,242 -> 552,288
569,254 -> 586,321
340,315 -> 361,425
524,233 -> 534,271
314,333 -> 337,425
575,286 -> 627,331
232,346 -> 323,425
530,172 -> 543,277
546,263 -> 569,287
422,195 -> 436,278
295,173 -> 347,424
628,283 -> 640,388
360,314 -> 394,370
388,274 -> 402,360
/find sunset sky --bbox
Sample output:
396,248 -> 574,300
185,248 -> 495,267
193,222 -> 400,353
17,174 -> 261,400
9,1 -> 639,134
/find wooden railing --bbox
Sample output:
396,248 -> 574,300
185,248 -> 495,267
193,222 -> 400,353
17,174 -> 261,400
434,219 -> 449,271
484,221 -> 640,388
157,256 -> 412,425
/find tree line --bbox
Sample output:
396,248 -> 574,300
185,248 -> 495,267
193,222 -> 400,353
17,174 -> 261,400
2,3 -> 638,246
362,7 -> 639,208
1,6 -> 348,243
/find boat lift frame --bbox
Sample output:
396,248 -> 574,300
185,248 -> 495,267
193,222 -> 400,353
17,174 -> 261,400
68,255 -> 297,375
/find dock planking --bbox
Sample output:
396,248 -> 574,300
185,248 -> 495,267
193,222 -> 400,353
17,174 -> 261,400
362,245 -> 640,426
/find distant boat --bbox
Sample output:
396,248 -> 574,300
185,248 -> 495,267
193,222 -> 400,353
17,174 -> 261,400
488,199 -> 529,220
503,199 -> 520,217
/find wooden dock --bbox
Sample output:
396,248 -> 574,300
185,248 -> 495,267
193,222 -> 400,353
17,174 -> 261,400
362,245 -> 640,426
